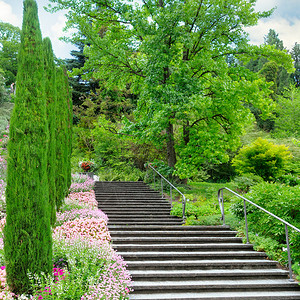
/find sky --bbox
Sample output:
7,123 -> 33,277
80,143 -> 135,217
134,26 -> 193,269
0,0 -> 299,59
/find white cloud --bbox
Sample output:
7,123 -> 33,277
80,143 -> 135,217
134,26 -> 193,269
0,0 -> 21,27
246,16 -> 300,50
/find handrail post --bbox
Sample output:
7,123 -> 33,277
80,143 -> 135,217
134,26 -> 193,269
161,177 -> 163,198
153,170 -> 155,189
170,186 -> 172,202
243,199 -> 250,244
182,195 -> 186,221
221,189 -> 225,225
285,224 -> 294,281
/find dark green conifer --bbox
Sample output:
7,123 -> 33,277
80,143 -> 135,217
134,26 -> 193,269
55,66 -> 71,209
43,37 -> 57,225
63,67 -> 73,191
4,0 -> 52,294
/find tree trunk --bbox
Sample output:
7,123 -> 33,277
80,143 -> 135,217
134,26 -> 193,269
166,121 -> 176,168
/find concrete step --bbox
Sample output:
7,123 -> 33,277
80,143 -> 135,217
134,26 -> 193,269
97,199 -> 170,203
108,221 -> 183,225
96,194 -> 168,202
100,209 -> 172,214
111,236 -> 243,244
108,225 -> 231,231
126,259 -> 278,270
106,215 -> 180,220
129,291 -> 300,300
110,230 -> 237,237
130,269 -> 290,281
95,192 -> 162,197
112,243 -> 254,252
94,181 -> 300,299
132,279 -> 300,293
117,251 -> 267,261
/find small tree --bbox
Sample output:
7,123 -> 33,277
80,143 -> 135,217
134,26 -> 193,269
232,138 -> 292,181
43,37 -> 57,225
4,0 -> 52,293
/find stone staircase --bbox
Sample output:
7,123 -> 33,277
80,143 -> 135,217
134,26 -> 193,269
95,181 -> 300,300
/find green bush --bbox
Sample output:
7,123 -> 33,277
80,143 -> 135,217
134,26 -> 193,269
171,200 -> 219,220
232,137 -> 292,181
277,174 -> 300,186
230,182 -> 300,262
232,173 -> 263,193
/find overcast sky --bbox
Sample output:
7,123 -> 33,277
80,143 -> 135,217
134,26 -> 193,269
0,0 -> 299,59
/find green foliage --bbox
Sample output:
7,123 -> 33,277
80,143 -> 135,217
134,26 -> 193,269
43,37 -> 57,225
274,85 -> 300,138
232,137 -> 292,181
277,174 -> 300,187
246,232 -> 284,263
230,182 -> 300,262
0,22 -> 20,86
232,173 -> 264,193
4,0 -> 52,293
171,199 -> 220,220
55,66 -> 72,210
0,69 -> 10,105
48,0 -> 293,171
290,43 -> 300,87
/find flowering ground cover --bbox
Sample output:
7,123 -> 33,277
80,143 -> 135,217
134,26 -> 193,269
0,174 -> 133,299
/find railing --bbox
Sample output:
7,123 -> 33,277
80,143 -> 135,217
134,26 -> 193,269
218,187 -> 300,281
147,164 -> 189,220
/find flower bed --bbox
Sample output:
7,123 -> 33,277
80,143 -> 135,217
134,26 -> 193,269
56,209 -> 108,226
64,191 -> 98,209
0,174 -> 133,299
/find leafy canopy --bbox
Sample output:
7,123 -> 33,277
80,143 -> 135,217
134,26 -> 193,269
48,0 -> 294,174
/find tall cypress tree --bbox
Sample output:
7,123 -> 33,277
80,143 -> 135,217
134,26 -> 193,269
43,37 -> 57,225
4,0 -> 52,294
63,67 -> 73,191
55,66 -> 70,210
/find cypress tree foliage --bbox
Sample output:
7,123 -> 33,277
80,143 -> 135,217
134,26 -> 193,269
43,37 -> 57,225
55,66 -> 71,210
4,0 -> 52,294
63,67 -> 73,191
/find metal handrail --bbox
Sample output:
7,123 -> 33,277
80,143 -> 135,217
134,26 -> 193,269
218,187 -> 300,281
147,164 -> 188,220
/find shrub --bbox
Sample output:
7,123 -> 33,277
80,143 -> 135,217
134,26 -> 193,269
232,137 -> 292,181
277,174 -> 300,186
230,182 -> 300,263
232,173 -> 263,193
171,200 -> 219,220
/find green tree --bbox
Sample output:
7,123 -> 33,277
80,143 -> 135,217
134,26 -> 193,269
274,85 -> 300,137
4,0 -> 52,294
55,66 -> 72,209
0,22 -> 20,86
232,138 -> 292,181
48,0 -> 293,174
65,42 -> 99,107
291,43 -> 300,87
0,69 -> 9,104
246,29 -> 292,131
43,37 -> 57,225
